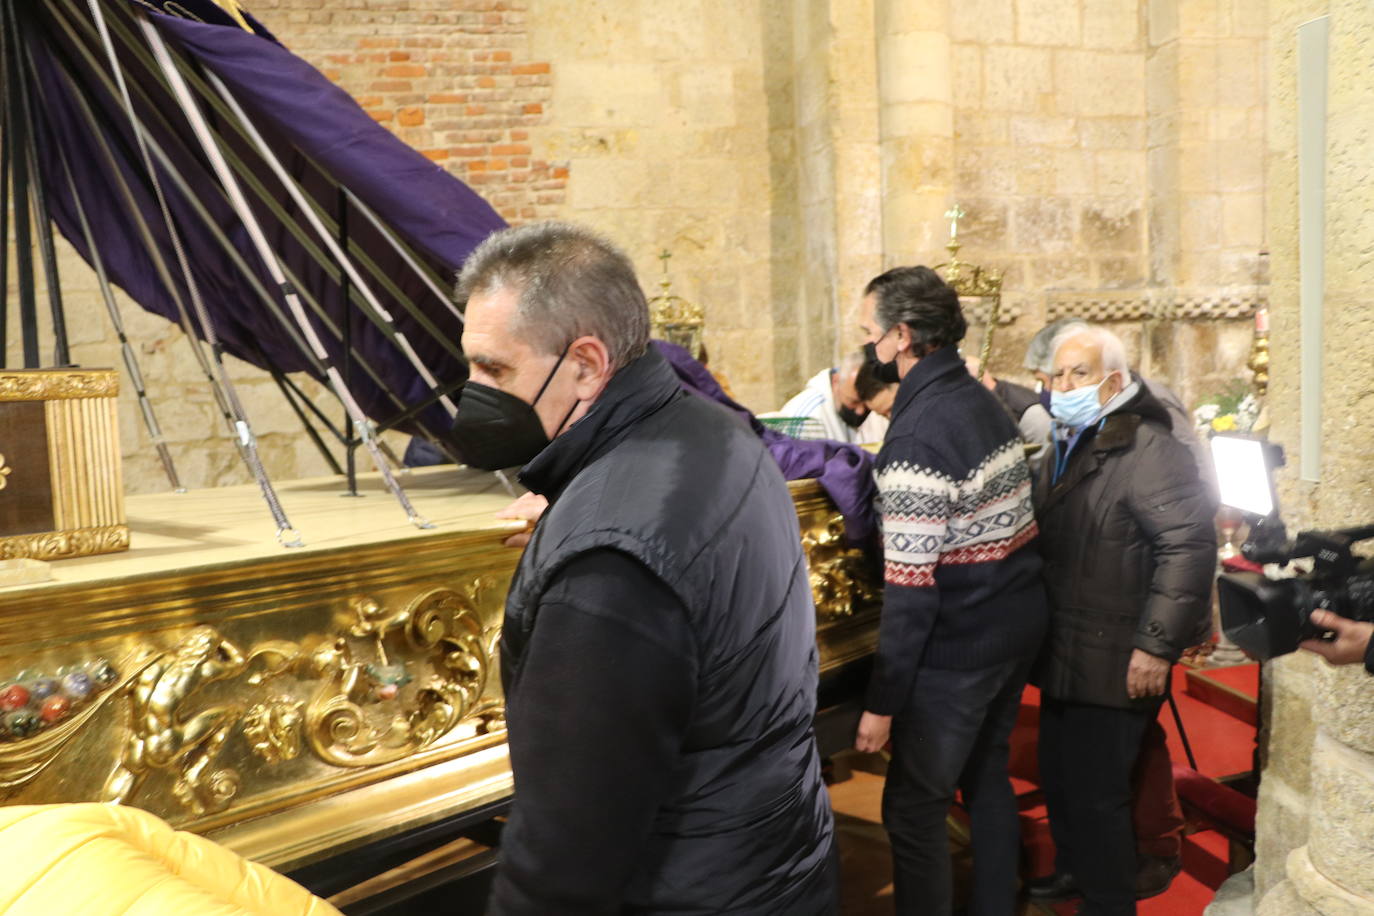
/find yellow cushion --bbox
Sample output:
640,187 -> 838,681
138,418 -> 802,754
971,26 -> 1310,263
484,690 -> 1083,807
0,804 -> 342,916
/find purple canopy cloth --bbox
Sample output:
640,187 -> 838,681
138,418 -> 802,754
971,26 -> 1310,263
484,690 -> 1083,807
652,341 -> 878,545
26,0 -> 506,440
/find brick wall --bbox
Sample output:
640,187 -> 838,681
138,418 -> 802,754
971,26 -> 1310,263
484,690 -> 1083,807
257,0 -> 568,225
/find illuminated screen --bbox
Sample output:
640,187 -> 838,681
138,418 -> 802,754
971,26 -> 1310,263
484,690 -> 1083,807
1211,435 -> 1275,517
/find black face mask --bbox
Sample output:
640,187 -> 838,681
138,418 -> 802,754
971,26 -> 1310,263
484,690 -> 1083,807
863,337 -> 901,385
837,403 -> 868,429
449,347 -> 576,471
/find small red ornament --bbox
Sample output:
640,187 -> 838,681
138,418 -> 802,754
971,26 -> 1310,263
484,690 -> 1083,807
40,695 -> 72,723
0,685 -> 30,712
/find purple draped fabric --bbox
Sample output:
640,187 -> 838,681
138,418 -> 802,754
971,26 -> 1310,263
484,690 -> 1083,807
26,0 -> 506,440
652,341 -> 878,545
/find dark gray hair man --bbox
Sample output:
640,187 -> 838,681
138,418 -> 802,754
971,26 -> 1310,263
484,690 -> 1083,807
854,265 -> 1048,916
453,221 -> 837,915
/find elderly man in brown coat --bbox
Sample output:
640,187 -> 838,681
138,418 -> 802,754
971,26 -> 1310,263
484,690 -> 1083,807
1031,324 -> 1215,916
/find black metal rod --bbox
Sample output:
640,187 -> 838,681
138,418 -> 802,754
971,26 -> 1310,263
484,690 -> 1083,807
270,366 -> 344,476
50,0 -> 455,448
4,0 -> 39,367
15,8 -> 70,365
1166,691 -> 1198,772
273,368 -> 348,444
373,376 -> 466,436
47,1 -> 443,441
76,0 -> 465,363
0,31 -> 11,369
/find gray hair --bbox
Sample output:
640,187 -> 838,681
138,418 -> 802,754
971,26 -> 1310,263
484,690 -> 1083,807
1049,324 -> 1130,378
456,221 -> 651,370
1024,316 -> 1087,373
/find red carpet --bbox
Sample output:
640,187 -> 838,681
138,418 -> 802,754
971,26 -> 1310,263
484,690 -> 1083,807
1184,663 -> 1260,726
1016,664 -> 1258,915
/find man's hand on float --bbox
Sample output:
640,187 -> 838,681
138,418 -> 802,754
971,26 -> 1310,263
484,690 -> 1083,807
1300,610 -> 1374,666
496,492 -> 548,548
1126,648 -> 1170,699
855,711 -> 892,754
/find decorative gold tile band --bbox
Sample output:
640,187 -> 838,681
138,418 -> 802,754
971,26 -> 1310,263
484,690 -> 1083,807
0,369 -> 119,401
46,396 -> 124,531
1046,288 -> 1265,322
0,524 -> 130,561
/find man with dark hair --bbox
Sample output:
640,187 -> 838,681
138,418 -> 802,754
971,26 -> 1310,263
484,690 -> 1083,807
451,222 -> 837,915
853,265 -> 1048,915
855,357 -> 898,420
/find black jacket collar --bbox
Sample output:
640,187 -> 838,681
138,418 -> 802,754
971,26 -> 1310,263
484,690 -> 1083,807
1094,377 -> 1173,451
518,345 -> 683,500
891,345 -> 966,421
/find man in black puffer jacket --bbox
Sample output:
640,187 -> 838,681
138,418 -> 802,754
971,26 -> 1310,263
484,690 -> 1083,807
450,222 -> 836,915
1032,324 -> 1215,916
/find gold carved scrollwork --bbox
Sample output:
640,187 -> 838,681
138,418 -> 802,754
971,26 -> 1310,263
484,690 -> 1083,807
801,514 -> 880,620
0,453 -> 11,490
303,583 -> 502,767
84,580 -> 504,816
0,526 -> 131,561
0,369 -> 119,401
102,627 -> 248,815
243,698 -> 304,764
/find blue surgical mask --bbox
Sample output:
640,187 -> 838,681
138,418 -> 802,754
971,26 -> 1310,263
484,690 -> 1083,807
1049,379 -> 1107,428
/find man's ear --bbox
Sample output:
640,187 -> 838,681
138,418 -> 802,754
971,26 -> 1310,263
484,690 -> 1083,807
567,335 -> 613,399
894,323 -> 912,356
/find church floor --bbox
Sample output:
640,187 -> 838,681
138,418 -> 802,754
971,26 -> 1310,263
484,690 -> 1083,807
829,666 -> 1258,914
828,761 -> 1232,915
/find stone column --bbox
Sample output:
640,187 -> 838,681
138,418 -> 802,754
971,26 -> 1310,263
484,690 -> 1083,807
829,0 -> 884,353
1257,0 -> 1374,912
874,0 -> 953,268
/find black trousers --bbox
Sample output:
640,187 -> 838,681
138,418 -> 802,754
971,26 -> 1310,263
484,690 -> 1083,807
1039,697 -> 1162,916
881,657 -> 1031,916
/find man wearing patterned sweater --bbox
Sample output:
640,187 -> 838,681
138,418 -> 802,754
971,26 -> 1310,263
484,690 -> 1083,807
853,266 -> 1049,916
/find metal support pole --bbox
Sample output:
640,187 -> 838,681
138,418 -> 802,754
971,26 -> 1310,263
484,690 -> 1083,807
1166,691 -> 1198,772
0,43 -> 10,368
202,67 -> 459,418
12,7 -> 69,366
81,0 -> 303,545
52,134 -> 183,490
3,0 -> 38,368
137,11 -> 430,529
341,190 -> 358,497
268,367 -> 345,477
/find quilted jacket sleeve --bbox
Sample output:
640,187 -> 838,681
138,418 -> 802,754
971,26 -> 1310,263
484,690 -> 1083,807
0,803 -> 342,916
1126,429 -> 1217,661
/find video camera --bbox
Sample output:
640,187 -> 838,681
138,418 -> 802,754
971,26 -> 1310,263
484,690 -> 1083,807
1212,435 -> 1374,661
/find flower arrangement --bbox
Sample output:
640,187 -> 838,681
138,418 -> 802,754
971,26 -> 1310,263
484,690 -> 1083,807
1193,380 -> 1261,435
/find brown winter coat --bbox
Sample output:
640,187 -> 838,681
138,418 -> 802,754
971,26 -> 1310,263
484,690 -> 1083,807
1033,384 -> 1216,708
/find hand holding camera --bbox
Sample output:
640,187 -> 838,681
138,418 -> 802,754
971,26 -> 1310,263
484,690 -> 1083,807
1211,435 -> 1374,665
1299,609 -> 1374,669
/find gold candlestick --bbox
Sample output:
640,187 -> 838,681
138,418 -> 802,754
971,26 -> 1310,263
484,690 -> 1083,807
1248,307 -> 1269,397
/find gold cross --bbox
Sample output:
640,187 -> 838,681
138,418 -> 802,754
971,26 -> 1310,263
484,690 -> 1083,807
945,203 -> 966,242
